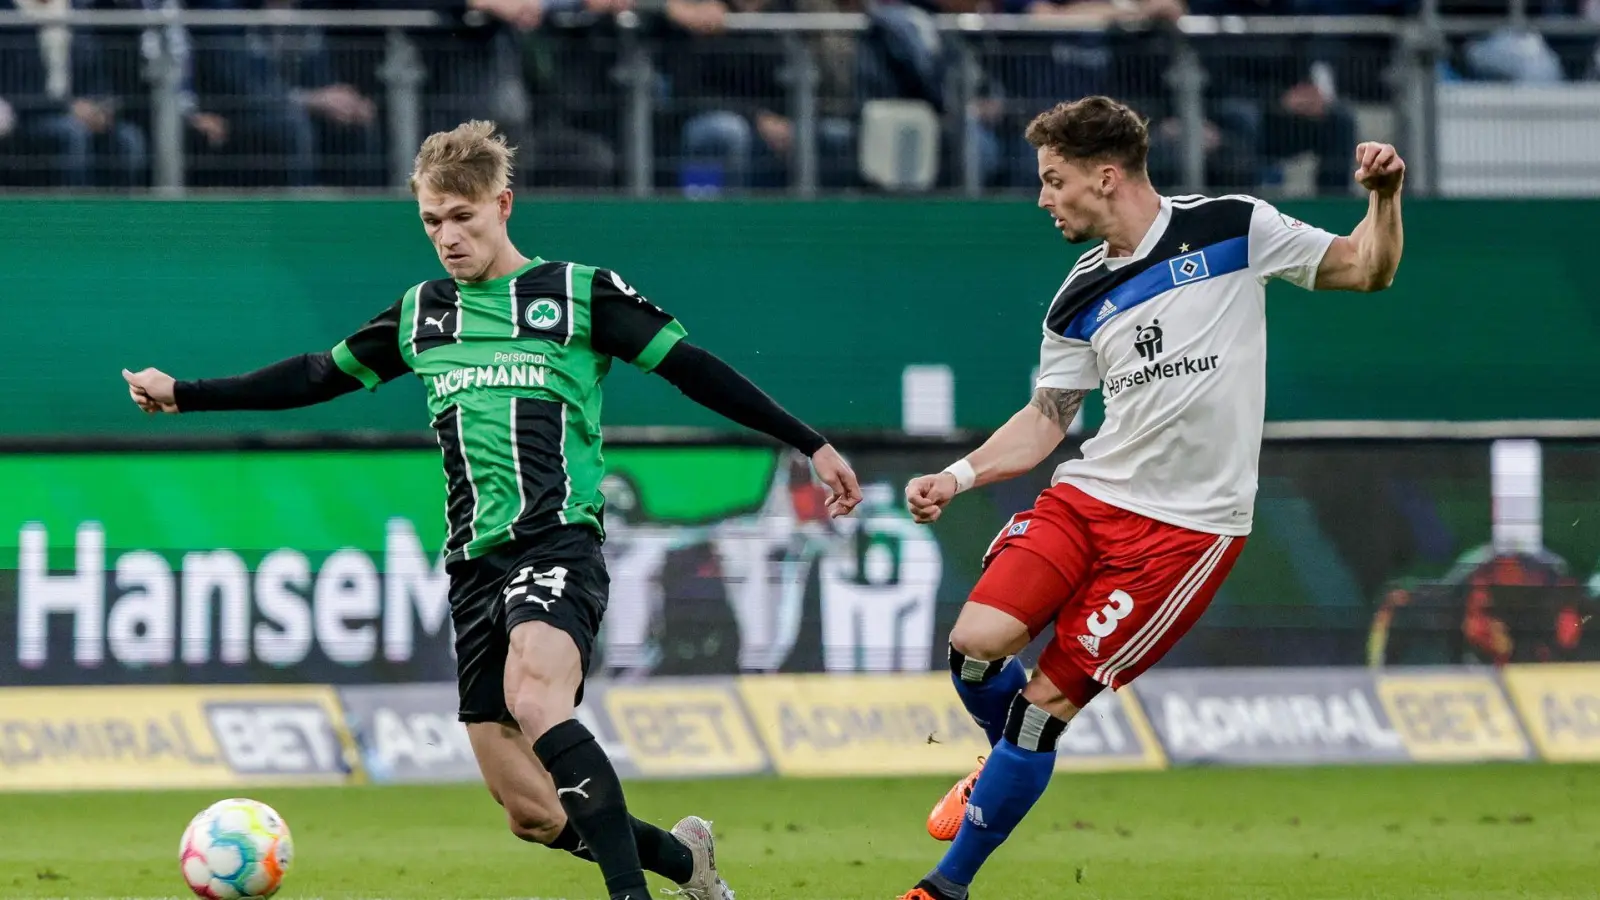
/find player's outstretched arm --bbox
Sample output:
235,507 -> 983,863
1313,141 -> 1405,292
122,353 -> 364,415
904,387 -> 1086,525
651,341 -> 863,518
123,300 -> 408,416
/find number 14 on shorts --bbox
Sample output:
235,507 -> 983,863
503,565 -> 568,610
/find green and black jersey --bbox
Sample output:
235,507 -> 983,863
331,258 -> 686,565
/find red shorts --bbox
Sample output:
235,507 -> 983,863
971,482 -> 1246,709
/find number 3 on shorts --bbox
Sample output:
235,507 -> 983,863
1086,589 -> 1134,638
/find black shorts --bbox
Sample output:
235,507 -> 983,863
447,526 -> 609,725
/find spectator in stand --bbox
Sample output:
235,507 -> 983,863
1,0 -> 148,187
375,0 -> 541,143
1188,0 -> 1397,193
799,0 -> 862,186
86,0 -> 235,185
856,0 -> 1005,189
346,0 -> 620,188
513,0 -> 631,189
184,0 -> 383,188
659,0 -> 858,193
986,0 -> 1186,187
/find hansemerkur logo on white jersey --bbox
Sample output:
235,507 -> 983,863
1103,319 -> 1220,400
1133,320 -> 1164,360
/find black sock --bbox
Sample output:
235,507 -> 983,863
549,817 -> 693,885
533,720 -> 648,900
631,817 -> 694,885
549,820 -> 593,861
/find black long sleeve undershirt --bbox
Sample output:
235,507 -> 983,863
652,341 -> 828,456
173,352 -> 362,412
171,341 -> 829,457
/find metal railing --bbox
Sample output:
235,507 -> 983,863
2,6 -> 1599,197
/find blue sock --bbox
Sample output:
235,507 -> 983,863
949,650 -> 1026,747
933,737 -> 1055,887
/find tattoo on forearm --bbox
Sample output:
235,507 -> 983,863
1029,388 -> 1087,432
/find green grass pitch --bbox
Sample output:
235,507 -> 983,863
3,764 -> 1597,900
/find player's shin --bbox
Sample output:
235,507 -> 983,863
532,719 -> 650,900
948,644 -> 1026,747
926,694 -> 1065,896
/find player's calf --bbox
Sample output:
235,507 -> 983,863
468,721 -> 569,846
914,685 -> 1077,900
502,789 -> 566,845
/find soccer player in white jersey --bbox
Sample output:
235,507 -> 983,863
896,95 -> 1405,900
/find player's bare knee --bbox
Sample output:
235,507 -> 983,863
506,685 -> 571,743
1003,691 -> 1079,752
504,663 -> 564,738
504,624 -> 580,740
949,603 -> 1029,665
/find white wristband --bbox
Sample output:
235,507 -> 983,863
942,459 -> 976,494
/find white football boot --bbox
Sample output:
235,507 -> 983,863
666,815 -> 735,900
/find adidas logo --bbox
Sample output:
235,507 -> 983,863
967,805 -> 988,829
1095,298 -> 1117,322
1078,633 -> 1101,657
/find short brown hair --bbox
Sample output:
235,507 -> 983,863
1025,96 -> 1149,176
409,120 -> 515,200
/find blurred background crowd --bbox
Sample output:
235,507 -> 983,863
1,0 -> 1597,195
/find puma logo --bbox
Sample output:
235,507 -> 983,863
557,778 -> 592,800
424,311 -> 452,332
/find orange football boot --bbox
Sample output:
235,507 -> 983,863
926,756 -> 985,841
897,888 -> 941,900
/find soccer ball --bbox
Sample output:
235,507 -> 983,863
178,798 -> 294,899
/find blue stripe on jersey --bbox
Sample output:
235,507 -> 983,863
1062,235 -> 1250,341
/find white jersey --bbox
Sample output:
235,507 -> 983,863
1037,194 -> 1338,536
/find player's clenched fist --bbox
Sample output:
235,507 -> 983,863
905,472 -> 957,525
122,367 -> 179,414
1354,141 -> 1404,196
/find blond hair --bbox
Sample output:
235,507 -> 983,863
409,120 -> 516,201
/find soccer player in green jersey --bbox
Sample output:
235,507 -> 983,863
122,121 -> 862,900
